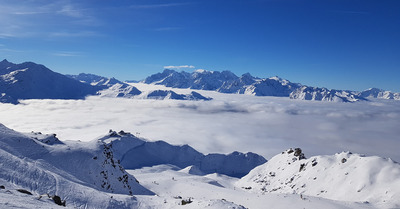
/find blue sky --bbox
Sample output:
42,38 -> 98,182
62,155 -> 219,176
0,0 -> 399,91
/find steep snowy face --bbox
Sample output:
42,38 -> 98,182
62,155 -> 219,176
98,131 -> 266,178
0,124 -> 153,208
137,90 -> 212,101
358,88 -> 400,100
0,60 -> 103,104
68,73 -> 143,98
290,86 -> 364,102
237,148 -> 400,207
244,77 -> 301,97
67,73 -> 125,87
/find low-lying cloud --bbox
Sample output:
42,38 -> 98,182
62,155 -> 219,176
0,91 -> 399,162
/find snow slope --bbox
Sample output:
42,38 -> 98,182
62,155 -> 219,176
237,148 -> 400,208
129,164 -> 375,209
0,123 -> 153,208
0,60 -> 102,104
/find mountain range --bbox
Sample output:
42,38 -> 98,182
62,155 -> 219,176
0,60 -> 210,104
1,59 -> 399,104
143,69 -> 400,102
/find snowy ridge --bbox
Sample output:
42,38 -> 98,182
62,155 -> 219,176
67,72 -> 211,101
358,88 -> 400,100
143,69 -> 399,102
67,73 -> 126,87
236,148 -> 400,208
100,130 -> 266,178
0,123 -> 153,208
290,86 -> 364,102
0,60 -> 102,104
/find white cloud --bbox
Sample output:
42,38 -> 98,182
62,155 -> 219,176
52,51 -> 83,57
163,65 -> 195,69
0,85 -> 399,162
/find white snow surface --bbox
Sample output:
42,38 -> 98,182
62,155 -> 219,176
0,124 -> 154,208
237,148 -> 400,208
129,164 -> 377,209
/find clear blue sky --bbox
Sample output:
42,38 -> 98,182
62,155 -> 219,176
0,0 -> 399,91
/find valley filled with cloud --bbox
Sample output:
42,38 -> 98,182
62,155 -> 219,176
1,84 -> 399,162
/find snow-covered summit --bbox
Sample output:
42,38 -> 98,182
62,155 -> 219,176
237,148 -> 400,208
0,60 -> 102,104
358,88 -> 400,100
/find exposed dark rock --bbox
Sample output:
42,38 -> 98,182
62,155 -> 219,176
341,158 -> 347,163
52,195 -> 66,206
16,189 -> 32,195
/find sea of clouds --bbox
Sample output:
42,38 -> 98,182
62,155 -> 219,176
0,87 -> 399,161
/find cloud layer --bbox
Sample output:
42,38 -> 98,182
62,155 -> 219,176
0,87 -> 399,161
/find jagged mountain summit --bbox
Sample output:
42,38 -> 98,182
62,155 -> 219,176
358,88 -> 400,100
0,60 -> 103,104
67,72 -> 212,101
236,148 -> 400,208
67,73 -> 126,87
143,69 -> 399,102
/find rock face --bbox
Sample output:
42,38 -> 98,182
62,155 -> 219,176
236,148 -> 400,206
142,69 -> 371,102
0,60 -> 103,104
100,131 -> 266,178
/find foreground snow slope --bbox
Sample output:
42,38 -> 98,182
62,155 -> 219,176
129,164 -> 375,209
237,148 -> 400,208
0,123 -> 153,208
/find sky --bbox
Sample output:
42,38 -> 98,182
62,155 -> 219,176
0,0 -> 399,92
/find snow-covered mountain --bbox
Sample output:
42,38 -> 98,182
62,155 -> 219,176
0,60 -> 102,104
358,88 -> 400,100
67,73 -> 126,87
143,69 -> 398,102
67,72 -> 212,101
1,124 -> 399,208
236,148 -> 400,208
0,123 -> 153,208
0,123 -> 265,207
99,130 -> 265,177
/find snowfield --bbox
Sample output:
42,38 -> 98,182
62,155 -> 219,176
1,123 -> 399,208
